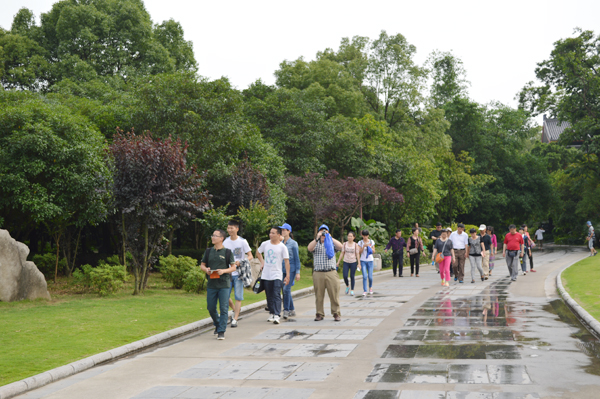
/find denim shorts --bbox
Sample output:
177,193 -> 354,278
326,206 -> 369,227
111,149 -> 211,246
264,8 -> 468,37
230,274 -> 244,301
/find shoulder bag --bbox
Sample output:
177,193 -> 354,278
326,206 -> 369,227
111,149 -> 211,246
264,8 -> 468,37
435,240 -> 448,263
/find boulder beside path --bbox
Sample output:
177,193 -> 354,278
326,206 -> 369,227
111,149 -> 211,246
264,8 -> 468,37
0,229 -> 51,302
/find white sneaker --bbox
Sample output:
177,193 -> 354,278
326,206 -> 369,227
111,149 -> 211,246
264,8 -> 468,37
267,314 -> 275,322
523,271 -> 527,276
273,315 -> 280,324
231,319 -> 238,328
283,310 -> 289,319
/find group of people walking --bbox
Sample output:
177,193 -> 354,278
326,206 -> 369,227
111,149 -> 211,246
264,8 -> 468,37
200,220 -> 590,340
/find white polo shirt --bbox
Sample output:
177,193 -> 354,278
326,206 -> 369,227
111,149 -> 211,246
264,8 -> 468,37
449,231 -> 469,250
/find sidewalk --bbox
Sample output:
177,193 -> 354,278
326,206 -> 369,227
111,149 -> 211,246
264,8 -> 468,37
12,247 -> 600,399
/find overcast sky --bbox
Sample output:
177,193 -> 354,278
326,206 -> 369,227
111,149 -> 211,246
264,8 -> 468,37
3,0 -> 600,124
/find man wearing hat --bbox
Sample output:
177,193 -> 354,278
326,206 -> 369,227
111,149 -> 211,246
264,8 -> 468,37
587,221 -> 597,257
307,224 -> 344,321
280,223 -> 301,318
479,224 -> 492,279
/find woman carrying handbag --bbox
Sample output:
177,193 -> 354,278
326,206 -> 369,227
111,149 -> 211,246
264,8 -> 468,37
407,227 -> 424,276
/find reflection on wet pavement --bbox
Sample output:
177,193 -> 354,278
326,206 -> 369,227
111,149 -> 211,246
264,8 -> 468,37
353,391 -> 540,399
382,344 -> 520,359
366,363 -> 531,384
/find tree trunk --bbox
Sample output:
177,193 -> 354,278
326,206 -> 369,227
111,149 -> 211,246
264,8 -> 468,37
53,230 -> 62,284
168,229 -> 174,255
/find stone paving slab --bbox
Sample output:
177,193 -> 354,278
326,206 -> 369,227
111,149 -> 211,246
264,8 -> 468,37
252,328 -> 373,341
131,386 -> 314,399
366,363 -> 532,384
353,391 -> 540,399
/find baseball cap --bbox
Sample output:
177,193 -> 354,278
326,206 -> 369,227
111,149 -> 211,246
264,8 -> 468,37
279,223 -> 292,232
318,224 -> 329,231
587,221 -> 592,226
479,224 -> 486,231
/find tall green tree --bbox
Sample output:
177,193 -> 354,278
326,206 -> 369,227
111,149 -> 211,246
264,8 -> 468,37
0,90 -> 111,279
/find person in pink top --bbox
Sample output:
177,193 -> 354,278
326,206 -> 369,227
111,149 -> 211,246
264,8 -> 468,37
337,231 -> 361,296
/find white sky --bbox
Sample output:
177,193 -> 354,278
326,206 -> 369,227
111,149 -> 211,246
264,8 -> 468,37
3,0 -> 600,125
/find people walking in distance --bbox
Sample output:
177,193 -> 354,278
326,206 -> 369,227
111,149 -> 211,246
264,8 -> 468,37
431,227 -> 455,287
385,229 -> 406,277
429,223 -> 443,273
503,224 -> 524,281
479,225 -> 492,279
223,220 -> 253,328
407,227 -> 423,277
308,224 -> 343,321
337,231 -> 361,295
468,228 -> 485,283
522,225 -> 536,272
518,227 -> 530,275
587,221 -> 597,256
359,230 -> 376,295
488,226 -> 497,276
450,223 -> 469,283
200,229 -> 237,340
256,227 -> 290,325
280,223 -> 300,319
535,226 -> 545,250
414,222 -> 423,235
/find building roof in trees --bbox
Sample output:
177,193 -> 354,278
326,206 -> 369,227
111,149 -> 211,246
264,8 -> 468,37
542,114 -> 571,143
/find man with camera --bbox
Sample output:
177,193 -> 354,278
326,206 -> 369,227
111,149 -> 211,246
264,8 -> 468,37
307,224 -> 343,321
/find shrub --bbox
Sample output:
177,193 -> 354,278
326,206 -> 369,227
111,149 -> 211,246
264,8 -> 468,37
73,263 -> 128,296
32,253 -> 67,279
89,264 -> 129,296
73,264 -> 94,288
160,255 -> 197,289
298,246 -> 313,268
182,266 -> 206,294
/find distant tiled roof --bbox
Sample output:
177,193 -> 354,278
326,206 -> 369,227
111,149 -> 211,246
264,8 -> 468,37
543,117 -> 571,142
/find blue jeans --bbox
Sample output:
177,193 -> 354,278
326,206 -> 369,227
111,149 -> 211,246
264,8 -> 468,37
229,274 -> 244,301
282,273 -> 295,311
343,262 -> 358,289
207,287 -> 230,333
361,261 -> 374,292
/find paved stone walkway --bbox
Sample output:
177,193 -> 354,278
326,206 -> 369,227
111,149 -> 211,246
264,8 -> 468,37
15,247 -> 600,399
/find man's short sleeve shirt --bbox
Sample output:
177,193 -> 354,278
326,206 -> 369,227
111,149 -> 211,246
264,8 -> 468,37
503,233 -> 524,251
224,236 -> 251,276
312,241 -> 337,271
258,241 -> 289,281
202,247 -> 233,289
449,231 -> 469,249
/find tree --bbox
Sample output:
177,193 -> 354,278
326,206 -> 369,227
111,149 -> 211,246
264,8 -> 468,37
237,201 -> 276,250
427,50 -> 470,108
364,30 -> 427,128
519,29 -> 600,160
2,1 -> 197,90
0,90 -> 110,279
110,130 -> 210,295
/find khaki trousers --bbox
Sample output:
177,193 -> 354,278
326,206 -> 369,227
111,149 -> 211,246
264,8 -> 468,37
482,252 -> 490,276
313,270 -> 341,317
453,249 -> 466,281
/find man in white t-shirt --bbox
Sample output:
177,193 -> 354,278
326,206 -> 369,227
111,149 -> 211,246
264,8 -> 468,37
223,220 -> 253,328
449,223 -> 470,283
257,227 -> 290,324
534,227 -> 545,250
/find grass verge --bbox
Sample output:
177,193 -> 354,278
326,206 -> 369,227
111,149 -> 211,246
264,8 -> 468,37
561,254 -> 600,322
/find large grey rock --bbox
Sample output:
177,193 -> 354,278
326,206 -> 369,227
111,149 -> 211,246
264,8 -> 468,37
0,229 -> 50,302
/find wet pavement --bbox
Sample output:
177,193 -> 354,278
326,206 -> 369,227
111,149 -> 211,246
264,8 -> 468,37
13,246 -> 600,399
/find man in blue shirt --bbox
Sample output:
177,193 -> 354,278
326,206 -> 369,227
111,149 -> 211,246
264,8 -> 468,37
281,223 -> 301,319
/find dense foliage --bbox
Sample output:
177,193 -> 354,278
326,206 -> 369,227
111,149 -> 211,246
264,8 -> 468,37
0,1 -> 593,285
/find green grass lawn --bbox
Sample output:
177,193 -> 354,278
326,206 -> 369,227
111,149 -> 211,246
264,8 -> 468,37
0,267 -> 322,386
562,255 -> 600,321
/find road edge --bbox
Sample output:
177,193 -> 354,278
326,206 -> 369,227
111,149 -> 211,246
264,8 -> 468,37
556,257 -> 600,338
0,269 -> 392,399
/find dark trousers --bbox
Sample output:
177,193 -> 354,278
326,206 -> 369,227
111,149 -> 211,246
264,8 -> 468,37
410,253 -> 420,274
343,262 -> 358,289
207,287 -> 230,333
264,279 -> 282,316
528,251 -> 534,269
393,253 -> 404,276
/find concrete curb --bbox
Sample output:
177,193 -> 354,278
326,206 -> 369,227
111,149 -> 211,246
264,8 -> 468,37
556,258 -> 600,339
0,268 -> 393,399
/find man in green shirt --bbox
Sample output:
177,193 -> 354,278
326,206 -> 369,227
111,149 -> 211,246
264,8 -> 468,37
200,229 -> 236,340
